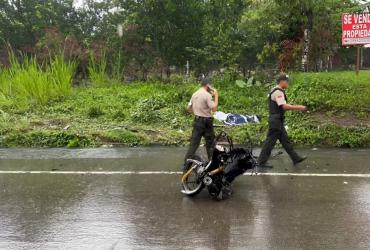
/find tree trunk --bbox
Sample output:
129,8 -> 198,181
302,29 -> 310,72
166,66 -> 171,78
302,8 -> 313,72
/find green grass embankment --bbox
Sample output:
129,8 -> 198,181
0,71 -> 369,148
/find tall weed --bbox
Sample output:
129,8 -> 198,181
49,54 -> 77,97
111,51 -> 123,82
88,51 -> 109,86
0,52 -> 75,108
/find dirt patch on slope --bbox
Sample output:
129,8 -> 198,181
312,112 -> 370,127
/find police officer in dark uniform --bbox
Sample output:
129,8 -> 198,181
258,74 -> 307,168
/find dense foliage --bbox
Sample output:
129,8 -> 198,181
0,0 -> 366,80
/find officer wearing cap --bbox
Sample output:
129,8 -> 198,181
184,78 -> 219,163
258,74 -> 307,168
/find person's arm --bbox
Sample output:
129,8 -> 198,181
206,89 -> 219,112
186,105 -> 193,113
186,98 -> 193,113
211,90 -> 219,112
281,104 -> 307,111
274,90 -> 307,112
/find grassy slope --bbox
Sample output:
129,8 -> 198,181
0,71 -> 369,148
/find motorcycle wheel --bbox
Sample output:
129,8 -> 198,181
181,158 -> 204,196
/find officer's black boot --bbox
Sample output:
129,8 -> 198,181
293,156 -> 307,165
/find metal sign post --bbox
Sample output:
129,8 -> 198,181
356,46 -> 361,75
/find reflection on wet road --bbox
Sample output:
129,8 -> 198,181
0,147 -> 369,249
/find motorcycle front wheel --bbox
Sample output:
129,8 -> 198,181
181,160 -> 204,196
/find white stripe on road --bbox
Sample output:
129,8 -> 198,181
257,173 -> 370,178
0,171 -> 182,175
0,171 -> 370,178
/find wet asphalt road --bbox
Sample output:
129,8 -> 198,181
0,147 -> 370,249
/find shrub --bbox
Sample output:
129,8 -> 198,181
87,106 -> 104,118
111,110 -> 126,121
130,96 -> 167,123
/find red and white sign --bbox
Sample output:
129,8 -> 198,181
342,13 -> 370,45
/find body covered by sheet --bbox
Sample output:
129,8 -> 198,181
214,111 -> 260,126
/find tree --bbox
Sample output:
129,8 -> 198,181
238,0 -> 356,72
116,0 -> 206,77
0,0 -> 365,78
194,0 -> 247,73
0,0 -> 80,49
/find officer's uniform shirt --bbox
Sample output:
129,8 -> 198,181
188,88 -> 216,118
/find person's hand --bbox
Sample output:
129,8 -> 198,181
212,88 -> 218,97
300,105 -> 308,112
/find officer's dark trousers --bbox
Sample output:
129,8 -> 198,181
258,120 -> 300,165
185,117 -> 215,161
